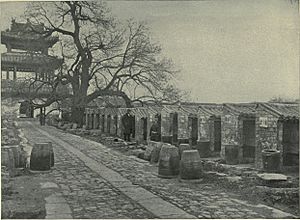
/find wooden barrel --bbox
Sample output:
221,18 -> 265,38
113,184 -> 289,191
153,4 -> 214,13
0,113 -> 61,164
144,141 -> 155,161
48,142 -> 54,167
1,147 -> 16,176
180,150 -> 203,180
150,142 -> 163,164
19,147 -> 28,168
158,144 -> 180,178
179,143 -> 191,159
225,145 -> 239,165
30,143 -> 54,171
9,146 -> 21,168
1,147 -> 15,167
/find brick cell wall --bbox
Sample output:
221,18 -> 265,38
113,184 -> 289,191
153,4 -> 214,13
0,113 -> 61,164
221,112 -> 239,159
255,107 -> 279,169
110,115 -> 116,135
178,114 -> 188,139
161,112 -> 171,136
198,116 -> 210,141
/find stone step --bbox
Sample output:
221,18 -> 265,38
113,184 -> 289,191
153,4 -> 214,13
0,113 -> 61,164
256,173 -> 294,188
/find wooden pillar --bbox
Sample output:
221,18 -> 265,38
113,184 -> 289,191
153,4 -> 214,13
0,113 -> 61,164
6,70 -> 9,80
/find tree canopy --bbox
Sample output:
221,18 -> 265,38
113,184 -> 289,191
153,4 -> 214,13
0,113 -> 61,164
22,1 -> 184,125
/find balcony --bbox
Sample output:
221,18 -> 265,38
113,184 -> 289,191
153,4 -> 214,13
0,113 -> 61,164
1,79 -> 71,98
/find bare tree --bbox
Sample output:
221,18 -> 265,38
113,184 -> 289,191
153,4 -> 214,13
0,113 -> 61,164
24,1 -> 182,126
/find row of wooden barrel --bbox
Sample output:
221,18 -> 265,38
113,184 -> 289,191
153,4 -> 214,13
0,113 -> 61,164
146,142 -> 203,180
2,143 -> 54,175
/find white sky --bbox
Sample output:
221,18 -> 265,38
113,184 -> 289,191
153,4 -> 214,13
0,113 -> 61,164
1,0 -> 299,103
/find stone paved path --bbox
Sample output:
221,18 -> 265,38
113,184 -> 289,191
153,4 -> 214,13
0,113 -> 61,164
20,121 -> 297,219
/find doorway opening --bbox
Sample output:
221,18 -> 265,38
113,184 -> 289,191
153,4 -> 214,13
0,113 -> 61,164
283,119 -> 299,166
83,113 -> 86,126
131,115 -> 136,139
188,116 -> 198,146
107,115 -> 111,133
242,117 -> 256,163
214,117 -> 221,152
95,114 -> 99,129
101,115 -> 105,132
91,113 -> 94,129
141,117 -> 148,141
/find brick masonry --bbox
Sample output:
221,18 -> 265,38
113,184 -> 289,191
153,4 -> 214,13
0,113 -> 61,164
255,105 -> 281,169
221,111 -> 239,159
84,104 -> 298,168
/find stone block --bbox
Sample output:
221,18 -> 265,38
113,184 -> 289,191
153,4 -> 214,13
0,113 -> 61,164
257,173 -> 288,181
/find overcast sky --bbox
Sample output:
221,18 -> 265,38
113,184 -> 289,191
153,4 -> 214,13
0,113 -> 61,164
1,0 -> 299,103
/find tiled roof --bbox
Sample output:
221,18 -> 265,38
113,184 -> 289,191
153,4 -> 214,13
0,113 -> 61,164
1,31 -> 59,44
223,103 -> 257,116
86,96 -> 126,108
118,106 -> 162,118
1,20 -> 59,45
105,107 -> 119,115
162,103 -> 223,116
260,103 -> 299,119
11,20 -> 44,33
198,104 -> 223,117
180,105 -> 199,115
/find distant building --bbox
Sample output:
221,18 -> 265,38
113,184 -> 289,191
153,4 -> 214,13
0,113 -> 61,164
1,19 -> 67,118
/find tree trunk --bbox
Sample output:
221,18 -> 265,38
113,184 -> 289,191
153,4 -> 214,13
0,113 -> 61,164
70,80 -> 89,127
70,105 -> 85,127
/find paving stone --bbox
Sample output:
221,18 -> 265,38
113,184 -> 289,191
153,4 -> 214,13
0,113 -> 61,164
46,213 -> 73,219
19,121 -> 298,219
45,194 -> 66,204
45,203 -> 72,214
40,182 -> 59,189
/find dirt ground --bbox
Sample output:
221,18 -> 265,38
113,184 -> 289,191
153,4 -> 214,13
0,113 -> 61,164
1,169 -> 50,219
